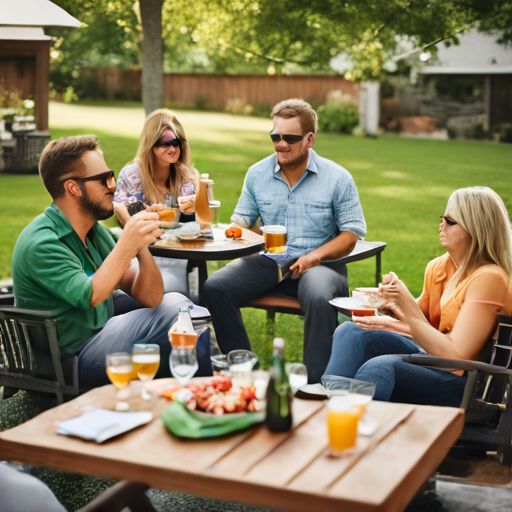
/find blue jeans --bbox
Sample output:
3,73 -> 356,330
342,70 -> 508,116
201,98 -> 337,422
324,322 -> 467,407
77,292 -> 212,388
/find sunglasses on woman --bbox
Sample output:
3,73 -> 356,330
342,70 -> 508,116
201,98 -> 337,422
62,170 -> 115,188
269,131 -> 311,145
154,137 -> 182,149
440,215 -> 457,226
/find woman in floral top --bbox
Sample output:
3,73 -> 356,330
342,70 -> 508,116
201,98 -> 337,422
114,109 -> 200,297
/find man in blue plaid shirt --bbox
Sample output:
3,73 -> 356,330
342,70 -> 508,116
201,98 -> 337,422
204,99 -> 366,382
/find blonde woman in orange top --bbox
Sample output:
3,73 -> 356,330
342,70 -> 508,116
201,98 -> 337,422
324,187 -> 512,406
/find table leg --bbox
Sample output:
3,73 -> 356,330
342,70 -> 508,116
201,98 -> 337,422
197,260 -> 208,306
375,253 -> 382,287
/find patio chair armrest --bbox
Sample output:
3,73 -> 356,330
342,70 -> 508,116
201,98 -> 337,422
324,240 -> 387,265
397,353 -> 512,376
0,306 -> 52,319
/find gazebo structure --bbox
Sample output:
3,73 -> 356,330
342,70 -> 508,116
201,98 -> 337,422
0,0 -> 80,172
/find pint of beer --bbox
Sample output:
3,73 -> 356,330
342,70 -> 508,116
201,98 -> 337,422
261,225 -> 287,253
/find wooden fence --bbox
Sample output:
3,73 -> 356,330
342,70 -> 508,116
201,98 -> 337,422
76,68 -> 360,109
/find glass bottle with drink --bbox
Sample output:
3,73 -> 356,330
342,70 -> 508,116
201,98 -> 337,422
265,338 -> 293,432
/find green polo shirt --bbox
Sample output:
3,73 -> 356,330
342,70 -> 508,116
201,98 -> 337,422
12,204 -> 116,355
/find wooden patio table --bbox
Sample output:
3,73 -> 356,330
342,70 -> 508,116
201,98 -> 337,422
0,379 -> 464,512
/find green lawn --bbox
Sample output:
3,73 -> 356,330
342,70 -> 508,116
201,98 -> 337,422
2,108 -> 512,367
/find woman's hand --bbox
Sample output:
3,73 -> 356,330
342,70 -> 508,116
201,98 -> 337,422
352,314 -> 411,335
378,272 -> 416,308
178,194 -> 196,214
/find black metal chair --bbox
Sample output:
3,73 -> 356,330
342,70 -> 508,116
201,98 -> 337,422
398,313 -> 512,465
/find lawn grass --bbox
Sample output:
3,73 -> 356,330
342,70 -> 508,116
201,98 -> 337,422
1,108 -> 511,367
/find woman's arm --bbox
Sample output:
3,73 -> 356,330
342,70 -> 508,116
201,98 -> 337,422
390,271 -> 507,360
114,202 -> 130,228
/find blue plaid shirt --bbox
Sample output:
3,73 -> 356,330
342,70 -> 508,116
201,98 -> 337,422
231,149 -> 366,262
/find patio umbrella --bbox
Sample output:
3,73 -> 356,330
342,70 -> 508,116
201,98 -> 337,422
0,0 -> 81,28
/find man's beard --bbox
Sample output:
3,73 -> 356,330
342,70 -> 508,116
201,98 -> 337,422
79,185 -> 114,221
279,145 -> 309,168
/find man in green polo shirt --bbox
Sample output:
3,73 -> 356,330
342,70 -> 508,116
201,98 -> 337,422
12,135 -> 208,388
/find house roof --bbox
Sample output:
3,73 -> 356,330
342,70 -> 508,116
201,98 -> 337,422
0,0 -> 81,28
422,27 -> 512,75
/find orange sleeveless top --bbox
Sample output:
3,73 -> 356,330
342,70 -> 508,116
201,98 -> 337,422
416,253 -> 512,334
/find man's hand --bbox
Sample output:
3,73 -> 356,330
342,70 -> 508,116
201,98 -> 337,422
289,251 -> 321,276
119,211 -> 163,256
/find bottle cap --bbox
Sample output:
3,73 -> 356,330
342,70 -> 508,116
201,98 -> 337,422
273,337 -> 285,349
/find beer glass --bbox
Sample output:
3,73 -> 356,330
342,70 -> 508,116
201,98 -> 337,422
106,352 -> 134,411
147,204 -> 179,228
227,350 -> 258,388
261,225 -> 287,253
132,344 -> 160,401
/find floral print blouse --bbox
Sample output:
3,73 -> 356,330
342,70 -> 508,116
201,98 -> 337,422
114,161 -> 195,206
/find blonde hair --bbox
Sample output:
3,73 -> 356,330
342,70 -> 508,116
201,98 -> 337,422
134,109 -> 199,204
271,99 -> 318,134
447,187 -> 512,283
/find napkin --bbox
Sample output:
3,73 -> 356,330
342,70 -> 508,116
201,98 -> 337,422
161,401 -> 265,439
55,409 -> 153,443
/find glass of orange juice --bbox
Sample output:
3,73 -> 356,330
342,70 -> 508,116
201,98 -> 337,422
106,352 -> 134,411
327,396 -> 361,455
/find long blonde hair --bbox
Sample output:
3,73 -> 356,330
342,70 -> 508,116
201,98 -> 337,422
134,109 -> 199,204
448,187 -> 512,284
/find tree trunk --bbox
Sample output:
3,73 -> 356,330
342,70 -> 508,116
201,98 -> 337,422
139,0 -> 164,117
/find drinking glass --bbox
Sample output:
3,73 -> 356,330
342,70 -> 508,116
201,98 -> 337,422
170,346 -> 198,386
210,336 -> 229,373
321,375 -> 375,418
132,344 -> 160,401
227,349 -> 258,388
106,352 -> 134,411
261,225 -> 287,253
327,396 -> 360,456
285,363 -> 308,393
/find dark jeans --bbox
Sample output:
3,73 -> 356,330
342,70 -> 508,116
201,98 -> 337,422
76,292 -> 212,388
324,322 -> 467,407
204,253 -> 349,383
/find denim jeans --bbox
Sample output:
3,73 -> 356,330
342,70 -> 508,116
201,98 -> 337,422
77,292 -> 212,388
324,322 -> 467,407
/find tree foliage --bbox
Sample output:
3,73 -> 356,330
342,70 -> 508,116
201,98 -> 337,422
48,0 -> 512,93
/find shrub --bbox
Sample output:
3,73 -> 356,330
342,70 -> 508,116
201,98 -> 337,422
224,98 -> 253,116
317,90 -> 359,134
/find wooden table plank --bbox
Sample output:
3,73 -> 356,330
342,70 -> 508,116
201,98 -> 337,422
288,402 -> 412,492
327,406 -> 464,511
209,399 -> 324,478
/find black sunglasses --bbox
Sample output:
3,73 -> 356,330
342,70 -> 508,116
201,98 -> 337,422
269,131 -> 310,145
440,215 -> 457,226
154,137 -> 182,149
63,170 -> 115,188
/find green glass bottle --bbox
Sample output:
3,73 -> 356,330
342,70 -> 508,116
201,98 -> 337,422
265,338 -> 293,432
